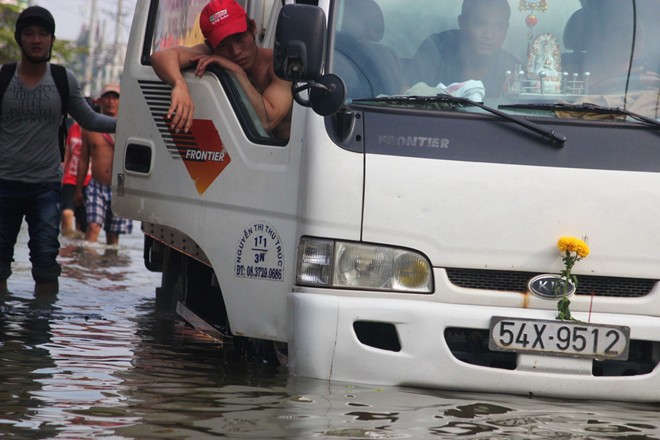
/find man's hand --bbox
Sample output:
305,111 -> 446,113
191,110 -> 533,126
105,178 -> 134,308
151,43 -> 215,134
167,80 -> 194,133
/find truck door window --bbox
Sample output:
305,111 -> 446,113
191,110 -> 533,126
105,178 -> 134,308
147,0 -> 286,144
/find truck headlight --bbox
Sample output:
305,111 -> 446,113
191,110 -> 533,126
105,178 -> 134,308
296,237 -> 433,293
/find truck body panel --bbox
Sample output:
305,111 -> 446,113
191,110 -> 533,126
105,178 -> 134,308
115,0 -> 660,401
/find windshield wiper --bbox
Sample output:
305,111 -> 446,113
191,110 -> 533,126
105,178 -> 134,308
353,94 -> 567,148
499,102 -> 660,128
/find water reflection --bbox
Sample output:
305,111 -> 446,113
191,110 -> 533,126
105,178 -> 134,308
279,380 -> 660,439
1,226 -> 660,438
116,297 -> 660,439
115,300 -> 288,439
0,292 -> 59,438
60,241 -> 132,291
0,227 -> 157,438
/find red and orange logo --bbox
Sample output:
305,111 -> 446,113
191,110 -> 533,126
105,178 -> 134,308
165,118 -> 231,194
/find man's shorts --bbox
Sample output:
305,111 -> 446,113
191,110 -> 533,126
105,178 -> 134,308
85,179 -> 133,234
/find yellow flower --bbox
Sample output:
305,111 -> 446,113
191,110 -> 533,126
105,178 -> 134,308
575,241 -> 590,258
557,236 -> 589,258
557,237 -> 572,252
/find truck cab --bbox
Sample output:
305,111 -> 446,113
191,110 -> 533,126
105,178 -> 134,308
114,0 -> 660,401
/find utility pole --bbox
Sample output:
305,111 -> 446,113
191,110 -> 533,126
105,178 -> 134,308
112,0 -> 124,84
95,19 -> 106,94
82,0 -> 99,97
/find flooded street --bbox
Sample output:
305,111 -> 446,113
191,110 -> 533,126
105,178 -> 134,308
1,225 -> 660,439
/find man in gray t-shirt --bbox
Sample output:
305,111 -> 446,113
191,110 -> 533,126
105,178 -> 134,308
0,6 -> 117,296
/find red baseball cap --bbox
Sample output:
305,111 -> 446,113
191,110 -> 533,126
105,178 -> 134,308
199,0 -> 248,48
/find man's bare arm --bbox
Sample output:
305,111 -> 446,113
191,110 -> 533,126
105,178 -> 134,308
150,44 -> 210,133
260,70 -> 293,136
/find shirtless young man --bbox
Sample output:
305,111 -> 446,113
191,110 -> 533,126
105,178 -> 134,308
74,84 -> 132,245
150,0 -> 292,139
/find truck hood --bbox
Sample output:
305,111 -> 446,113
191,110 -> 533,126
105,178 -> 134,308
359,109 -> 660,279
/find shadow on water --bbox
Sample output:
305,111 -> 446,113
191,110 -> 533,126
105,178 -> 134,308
1,225 -> 660,438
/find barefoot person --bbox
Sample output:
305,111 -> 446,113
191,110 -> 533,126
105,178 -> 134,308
74,84 -> 132,245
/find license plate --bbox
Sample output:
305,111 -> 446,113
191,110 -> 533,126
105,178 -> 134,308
489,317 -> 630,360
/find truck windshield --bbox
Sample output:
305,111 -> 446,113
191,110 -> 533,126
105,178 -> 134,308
331,0 -> 660,120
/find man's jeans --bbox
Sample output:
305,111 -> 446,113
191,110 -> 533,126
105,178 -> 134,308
0,180 -> 62,282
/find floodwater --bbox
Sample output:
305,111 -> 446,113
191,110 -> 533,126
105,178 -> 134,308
1,225 -> 660,439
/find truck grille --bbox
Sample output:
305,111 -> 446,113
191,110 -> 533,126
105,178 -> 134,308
445,268 -> 656,298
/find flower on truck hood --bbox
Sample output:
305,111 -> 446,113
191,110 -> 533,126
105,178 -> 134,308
557,236 -> 590,259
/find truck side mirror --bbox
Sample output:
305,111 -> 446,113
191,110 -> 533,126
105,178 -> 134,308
274,4 -> 346,116
274,4 -> 325,81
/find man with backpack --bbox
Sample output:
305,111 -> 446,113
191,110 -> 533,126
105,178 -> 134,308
0,6 -> 117,296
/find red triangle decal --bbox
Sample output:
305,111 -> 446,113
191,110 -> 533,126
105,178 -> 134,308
165,118 -> 231,194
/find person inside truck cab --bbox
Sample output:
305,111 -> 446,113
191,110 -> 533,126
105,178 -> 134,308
150,0 -> 292,140
409,0 -> 520,98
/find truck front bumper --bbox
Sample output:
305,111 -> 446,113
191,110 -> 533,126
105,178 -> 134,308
289,292 -> 660,402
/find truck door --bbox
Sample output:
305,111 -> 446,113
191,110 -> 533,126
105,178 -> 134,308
113,0 -> 301,341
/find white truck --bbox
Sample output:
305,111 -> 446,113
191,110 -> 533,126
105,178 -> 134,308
114,0 -> 660,401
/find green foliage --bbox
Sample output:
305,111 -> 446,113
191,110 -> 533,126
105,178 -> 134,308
0,4 -> 21,63
0,4 -> 87,65
52,40 -> 87,65
556,291 -> 573,321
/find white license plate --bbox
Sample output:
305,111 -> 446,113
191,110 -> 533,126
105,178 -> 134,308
489,317 -> 630,360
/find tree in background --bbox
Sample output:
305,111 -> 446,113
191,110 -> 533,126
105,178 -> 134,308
0,3 -> 85,65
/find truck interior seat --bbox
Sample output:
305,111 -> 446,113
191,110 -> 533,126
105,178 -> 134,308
562,7 -> 587,75
333,0 -> 404,98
